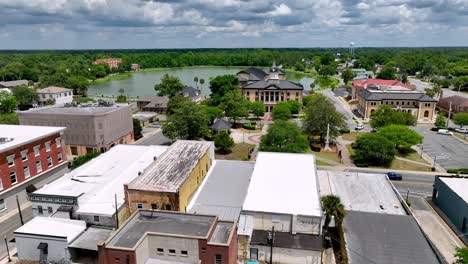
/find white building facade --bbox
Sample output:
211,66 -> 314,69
37,86 -> 74,106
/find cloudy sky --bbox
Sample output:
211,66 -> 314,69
0,0 -> 467,49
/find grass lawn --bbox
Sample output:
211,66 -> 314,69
341,132 -> 368,142
237,127 -> 262,133
316,160 -> 333,166
92,72 -> 133,84
346,144 -> 355,156
385,159 -> 432,172
0,112 -> 19,124
454,132 -> 468,143
215,143 -> 255,161
397,150 -> 431,165
311,150 -> 341,163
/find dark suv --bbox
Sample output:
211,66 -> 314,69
386,172 -> 403,181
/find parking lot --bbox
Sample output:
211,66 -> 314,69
413,126 -> 468,169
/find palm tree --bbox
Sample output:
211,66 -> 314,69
321,194 -> 346,231
194,76 -> 199,89
433,82 -> 442,99
199,78 -> 205,91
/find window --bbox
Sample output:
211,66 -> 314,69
71,147 -> 78,156
55,137 -> 62,147
215,254 -> 222,264
0,178 -> 3,190
151,203 -> 158,210
165,204 -> 172,210
57,153 -> 63,162
114,258 -> 120,264
10,171 -> 17,185
24,166 -> 30,178
47,207 -> 53,214
94,216 -> 100,222
136,203 -> 143,209
36,161 -> 42,173
34,145 -> 40,156
250,248 -> 258,260
98,123 -> 103,129
45,141 -> 51,152
168,249 -> 176,256
7,155 -> 14,166
38,205 -> 43,215
156,248 -> 164,255
181,250 -> 188,257
0,199 -> 5,212
21,150 -> 28,161
424,110 -> 430,118
47,157 -> 53,167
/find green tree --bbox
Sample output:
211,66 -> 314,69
162,101 -> 209,140
272,102 -> 292,120
342,68 -> 355,84
303,94 -> 345,142
454,247 -> 468,264
201,105 -> 223,124
434,113 -> 447,129
377,125 -> 423,154
453,112 -> 468,128
302,95 -> 314,107
209,75 -> 239,105
249,101 -> 265,119
319,65 -> 336,77
377,66 -> 397,80
425,88 -> 436,98
116,88 -> 127,103
370,105 -> 417,128
0,91 -> 18,113
66,76 -> 89,95
214,131 -> 234,154
167,94 -> 191,115
133,118 -> 143,140
219,91 -> 249,124
321,195 -> 346,231
320,53 -> 335,66
199,78 -> 205,90
154,74 -> 185,97
351,133 -> 396,167
12,85 -> 37,110
260,120 -> 309,153
285,100 -> 301,115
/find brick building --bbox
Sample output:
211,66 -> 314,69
98,210 -> 237,264
125,141 -> 214,214
0,125 -> 68,217
438,95 -> 468,114
94,58 -> 122,69
351,79 -> 415,100
18,103 -> 134,157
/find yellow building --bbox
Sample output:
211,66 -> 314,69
125,140 -> 214,214
358,89 -> 437,123
237,64 -> 304,112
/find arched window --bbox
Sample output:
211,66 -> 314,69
424,110 -> 429,118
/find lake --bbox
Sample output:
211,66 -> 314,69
88,66 -> 314,97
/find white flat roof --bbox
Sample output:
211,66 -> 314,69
34,144 -> 168,216
0,125 -> 66,153
15,217 -> 86,242
242,152 -> 321,217
440,177 -> 468,204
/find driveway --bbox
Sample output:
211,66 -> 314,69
413,125 -> 468,169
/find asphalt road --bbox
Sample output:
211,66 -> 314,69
409,77 -> 468,99
136,129 -> 172,146
319,89 -> 356,130
413,125 -> 468,169
0,204 -> 33,259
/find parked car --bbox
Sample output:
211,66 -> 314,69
355,124 -> 365,131
437,129 -> 453,136
387,172 -> 403,181
455,128 -> 468,134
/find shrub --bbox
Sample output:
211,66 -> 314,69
351,133 -> 396,167
214,131 -> 234,154
70,151 -> 101,170
242,123 -> 256,130
339,127 -> 350,134
447,168 -> 468,174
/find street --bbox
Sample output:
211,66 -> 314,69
319,88 -> 357,130
412,125 -> 468,169
136,128 -> 172,146
409,77 -> 468,99
0,204 -> 33,259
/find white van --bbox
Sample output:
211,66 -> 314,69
437,129 -> 453,136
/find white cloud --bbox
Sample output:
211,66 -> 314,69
268,3 -> 292,16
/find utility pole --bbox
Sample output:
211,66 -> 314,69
16,195 -> 24,226
114,194 -> 119,229
268,226 -> 275,264
4,236 -> 11,262
447,101 -> 452,128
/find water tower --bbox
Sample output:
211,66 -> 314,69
349,42 -> 355,58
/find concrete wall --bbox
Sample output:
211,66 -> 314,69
145,235 -> 200,263
251,245 -> 321,264
126,189 -> 179,215
78,213 -> 116,228
16,234 -> 71,263
248,212 -> 321,235
433,178 -> 468,234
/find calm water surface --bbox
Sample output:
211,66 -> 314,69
89,66 -> 314,97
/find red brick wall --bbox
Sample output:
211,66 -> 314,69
0,133 -> 66,192
198,237 -> 237,264
98,245 -> 136,264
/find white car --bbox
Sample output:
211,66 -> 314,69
437,129 -> 453,136
455,128 -> 468,134
355,124 -> 365,131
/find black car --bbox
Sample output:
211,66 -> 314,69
386,172 -> 403,181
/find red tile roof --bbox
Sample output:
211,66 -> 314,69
352,79 -> 414,89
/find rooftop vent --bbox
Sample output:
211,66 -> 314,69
0,137 -> 14,144
379,205 -> 385,210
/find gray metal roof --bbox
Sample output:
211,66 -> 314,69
188,160 -> 254,221
0,80 -> 28,88
359,89 -> 437,102
244,79 -> 303,90
137,96 -> 169,108
210,119 -> 233,131
344,211 -> 439,264
107,211 -> 216,248
237,67 -> 268,81
69,227 -> 114,251
128,140 -> 213,193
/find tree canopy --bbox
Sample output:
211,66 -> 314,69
249,101 -> 265,119
209,74 -> 239,105
376,66 -> 397,80
303,94 -> 345,141
321,195 -> 346,230
132,118 -> 143,140
352,133 -> 397,167
0,91 -> 17,113
260,120 -> 309,153
377,125 -> 423,153
342,68 -> 355,84
370,105 -> 417,128
162,100 -> 209,140
434,113 -> 447,129
453,112 -> 468,128
12,85 -> 37,110
272,102 -> 292,120
154,74 -> 185,97
214,131 -> 234,154
454,247 -> 468,264
167,94 -> 191,115
219,91 -> 249,123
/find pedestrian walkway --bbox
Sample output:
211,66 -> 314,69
336,137 -> 354,166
